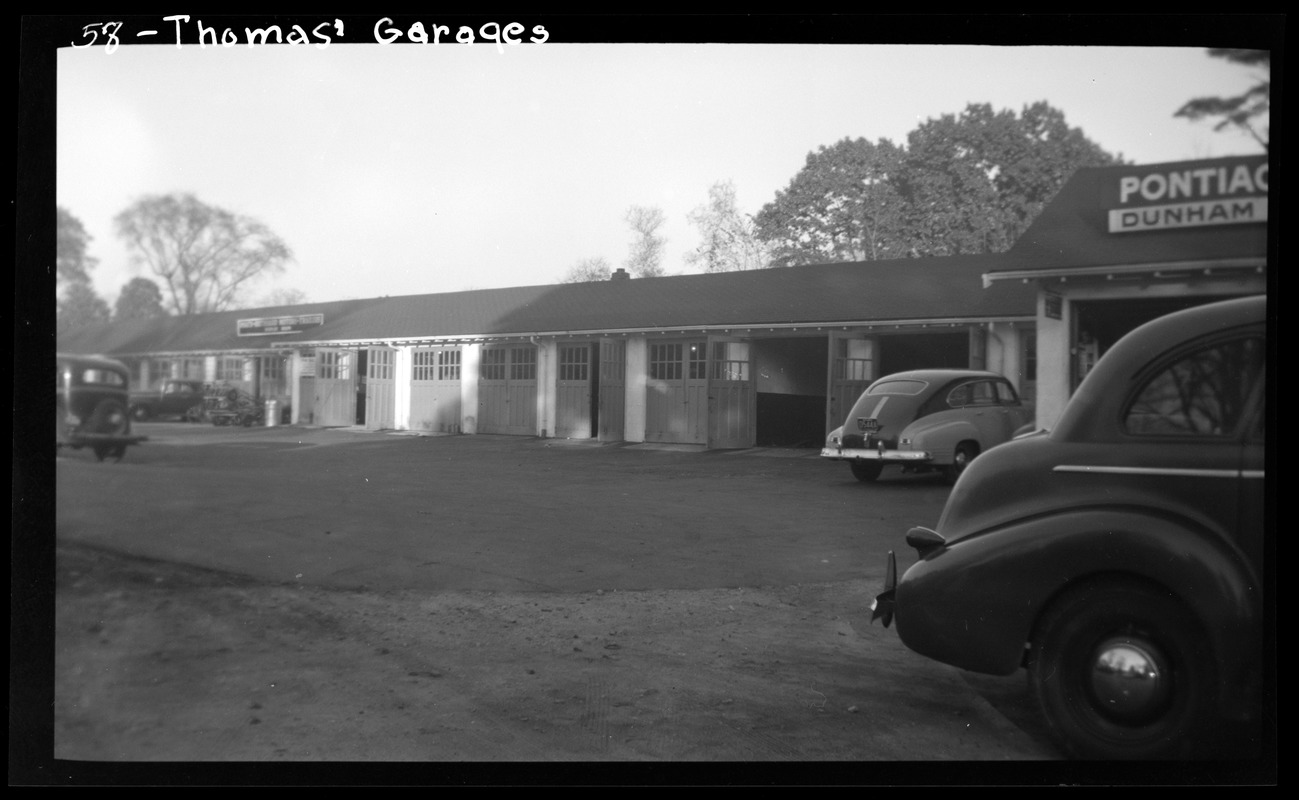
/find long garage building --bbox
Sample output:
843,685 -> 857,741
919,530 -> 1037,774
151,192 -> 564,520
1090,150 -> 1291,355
58,255 -> 1039,450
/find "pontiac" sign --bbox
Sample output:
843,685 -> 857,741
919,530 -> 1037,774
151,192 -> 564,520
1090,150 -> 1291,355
237,313 -> 325,336
1108,160 -> 1268,234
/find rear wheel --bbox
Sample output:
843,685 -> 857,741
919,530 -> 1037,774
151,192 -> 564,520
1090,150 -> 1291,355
943,442 -> 978,484
850,461 -> 883,483
131,404 -> 152,422
89,399 -> 129,436
1027,578 -> 1215,760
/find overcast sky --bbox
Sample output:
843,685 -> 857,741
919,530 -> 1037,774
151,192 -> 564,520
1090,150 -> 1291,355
54,22 -> 1271,308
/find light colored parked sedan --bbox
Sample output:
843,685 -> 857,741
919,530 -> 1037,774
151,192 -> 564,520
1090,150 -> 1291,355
821,369 -> 1033,483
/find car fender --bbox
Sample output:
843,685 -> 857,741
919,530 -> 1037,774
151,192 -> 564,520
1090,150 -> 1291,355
904,417 -> 980,464
895,507 -> 1262,687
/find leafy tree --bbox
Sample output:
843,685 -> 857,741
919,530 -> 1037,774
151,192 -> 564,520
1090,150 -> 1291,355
561,256 -> 613,283
114,277 -> 168,321
623,206 -> 667,278
896,102 -> 1120,256
57,281 -> 111,334
1175,48 -> 1270,152
114,193 -> 293,315
756,138 -> 909,267
57,206 -> 98,287
685,180 -> 773,272
756,102 -> 1121,263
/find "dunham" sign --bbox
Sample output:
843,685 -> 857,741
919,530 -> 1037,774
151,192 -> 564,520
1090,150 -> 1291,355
1107,160 -> 1268,234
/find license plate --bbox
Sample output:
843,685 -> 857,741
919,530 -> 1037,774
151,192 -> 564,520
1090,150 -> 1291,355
856,417 -> 880,433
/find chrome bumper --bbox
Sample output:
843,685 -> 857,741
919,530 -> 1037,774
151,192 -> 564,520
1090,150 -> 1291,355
820,446 -> 932,463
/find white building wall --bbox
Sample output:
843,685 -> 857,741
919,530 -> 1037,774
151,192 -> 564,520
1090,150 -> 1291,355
393,345 -> 413,431
289,351 -> 303,424
461,343 -> 480,435
535,340 -> 557,438
985,322 -> 1023,390
624,336 -> 648,443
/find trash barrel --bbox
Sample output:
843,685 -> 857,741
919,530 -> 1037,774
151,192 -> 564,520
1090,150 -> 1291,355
264,399 -> 279,427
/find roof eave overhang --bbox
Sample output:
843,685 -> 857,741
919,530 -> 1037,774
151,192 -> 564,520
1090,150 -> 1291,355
981,257 -> 1267,289
279,316 -> 1038,348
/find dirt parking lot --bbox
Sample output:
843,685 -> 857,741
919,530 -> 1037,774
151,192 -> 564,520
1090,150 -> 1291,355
23,424 -> 1260,783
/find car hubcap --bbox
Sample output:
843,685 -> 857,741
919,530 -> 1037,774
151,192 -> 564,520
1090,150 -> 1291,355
1087,636 -> 1172,723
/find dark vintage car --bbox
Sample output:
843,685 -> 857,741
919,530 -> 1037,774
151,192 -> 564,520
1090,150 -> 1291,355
821,369 -> 1033,484
56,353 -> 147,461
870,295 -> 1268,759
129,378 -> 207,421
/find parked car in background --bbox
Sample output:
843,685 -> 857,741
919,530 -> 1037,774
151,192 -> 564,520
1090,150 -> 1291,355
56,353 -> 148,462
129,378 -> 207,421
870,295 -> 1268,759
821,369 -> 1033,484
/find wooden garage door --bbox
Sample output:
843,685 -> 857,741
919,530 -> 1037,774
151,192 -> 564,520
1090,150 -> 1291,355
598,338 -> 626,442
645,340 -> 707,444
707,337 -> 755,449
478,345 -> 537,435
410,347 -> 462,433
313,348 -> 356,427
364,347 -> 396,430
828,333 -> 875,433
555,343 -> 596,439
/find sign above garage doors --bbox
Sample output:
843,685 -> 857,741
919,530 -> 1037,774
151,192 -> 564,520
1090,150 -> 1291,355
237,313 -> 325,336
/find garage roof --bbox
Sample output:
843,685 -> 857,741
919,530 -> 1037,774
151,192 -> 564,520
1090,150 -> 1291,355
58,255 -> 1036,355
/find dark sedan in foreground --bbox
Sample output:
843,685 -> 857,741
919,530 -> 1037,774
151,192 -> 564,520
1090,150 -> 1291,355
871,295 -> 1268,759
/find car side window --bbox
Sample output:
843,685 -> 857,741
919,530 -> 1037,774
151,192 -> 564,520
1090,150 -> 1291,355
946,384 -> 972,408
995,380 -> 1019,405
969,381 -> 998,405
1124,336 -> 1264,436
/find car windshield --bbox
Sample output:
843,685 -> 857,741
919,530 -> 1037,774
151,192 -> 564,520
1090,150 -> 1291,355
868,379 -> 927,396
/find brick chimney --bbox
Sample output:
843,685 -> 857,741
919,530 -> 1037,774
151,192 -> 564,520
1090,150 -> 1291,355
610,268 -> 630,281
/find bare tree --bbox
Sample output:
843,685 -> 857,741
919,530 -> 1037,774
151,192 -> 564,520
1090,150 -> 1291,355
114,193 -> 293,315
561,256 -> 613,283
624,206 -> 667,278
685,180 -> 772,272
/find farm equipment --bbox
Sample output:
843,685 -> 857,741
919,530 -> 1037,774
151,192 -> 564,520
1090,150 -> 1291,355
203,385 -> 265,427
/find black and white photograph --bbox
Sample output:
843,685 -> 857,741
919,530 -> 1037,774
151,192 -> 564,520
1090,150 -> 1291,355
18,13 -> 1275,786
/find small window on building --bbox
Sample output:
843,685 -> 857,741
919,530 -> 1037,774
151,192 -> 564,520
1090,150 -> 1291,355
481,348 -> 506,381
413,350 -> 436,381
510,348 -> 536,381
559,346 -> 589,382
317,351 -> 350,380
261,358 -> 283,381
217,357 -> 244,381
150,359 -> 174,384
649,343 -> 682,381
688,342 -> 707,380
368,350 -> 394,380
437,350 -> 461,381
711,341 -> 749,381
